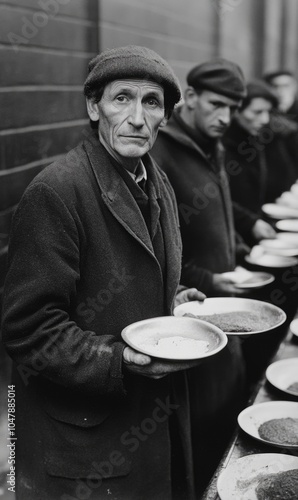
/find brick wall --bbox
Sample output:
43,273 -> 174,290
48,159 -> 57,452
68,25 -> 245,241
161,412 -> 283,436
0,0 -> 99,301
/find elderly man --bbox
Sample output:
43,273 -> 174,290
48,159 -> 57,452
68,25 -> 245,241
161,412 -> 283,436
1,46 -> 204,500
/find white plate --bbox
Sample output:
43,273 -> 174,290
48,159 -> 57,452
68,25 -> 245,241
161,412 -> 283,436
121,316 -> 227,360
245,246 -> 298,268
221,266 -> 274,289
237,401 -> 298,449
291,183 -> 298,196
259,239 -> 298,256
290,318 -> 298,338
277,232 -> 298,245
262,203 -> 298,219
174,298 -> 286,336
276,192 -> 298,209
266,358 -> 298,397
217,453 -> 298,500
276,219 -> 298,232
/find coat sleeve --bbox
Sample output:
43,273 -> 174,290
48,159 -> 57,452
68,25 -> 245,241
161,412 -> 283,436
181,259 -> 214,295
1,182 -> 126,398
232,201 -> 258,241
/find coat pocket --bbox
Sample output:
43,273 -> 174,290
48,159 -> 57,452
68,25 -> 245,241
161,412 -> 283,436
42,402 -> 131,480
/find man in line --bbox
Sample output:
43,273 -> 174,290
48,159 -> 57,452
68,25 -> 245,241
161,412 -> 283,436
223,79 -> 282,230
151,58 -> 275,496
222,80 -> 296,385
152,59 -> 274,296
264,70 -> 298,120
264,70 -> 298,168
1,45 -> 204,500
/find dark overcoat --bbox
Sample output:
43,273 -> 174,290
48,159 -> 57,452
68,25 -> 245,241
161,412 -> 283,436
1,135 -> 191,500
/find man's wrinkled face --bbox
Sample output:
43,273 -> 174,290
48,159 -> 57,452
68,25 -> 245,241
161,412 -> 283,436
192,90 -> 240,138
270,75 -> 297,112
87,79 -> 167,167
236,97 -> 272,136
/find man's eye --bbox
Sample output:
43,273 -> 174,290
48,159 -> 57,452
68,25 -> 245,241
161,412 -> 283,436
146,98 -> 159,107
115,95 -> 129,103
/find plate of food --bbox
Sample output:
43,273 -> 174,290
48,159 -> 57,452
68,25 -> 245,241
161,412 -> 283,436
266,358 -> 298,397
276,192 -> 298,209
290,319 -> 298,338
276,219 -> 298,232
221,266 -> 275,289
173,298 -> 286,336
237,401 -> 298,449
262,203 -> 298,219
245,245 -> 298,268
217,453 -> 298,500
121,316 -> 227,360
290,183 -> 298,196
259,239 -> 298,257
277,232 -> 298,245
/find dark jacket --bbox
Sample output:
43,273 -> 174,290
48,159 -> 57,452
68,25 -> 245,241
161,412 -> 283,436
223,119 -> 268,215
224,119 -> 298,241
1,135 -> 191,500
152,109 -> 255,294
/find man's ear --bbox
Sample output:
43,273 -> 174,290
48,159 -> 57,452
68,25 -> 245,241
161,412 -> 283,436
86,98 -> 100,121
184,87 -> 199,110
159,116 -> 168,128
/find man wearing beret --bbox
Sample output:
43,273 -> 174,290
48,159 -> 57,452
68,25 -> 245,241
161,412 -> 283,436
1,45 -> 204,500
151,58 -> 272,495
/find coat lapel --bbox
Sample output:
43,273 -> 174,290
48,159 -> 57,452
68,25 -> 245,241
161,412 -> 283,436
84,135 -> 155,257
84,135 -> 181,312
149,163 -> 182,312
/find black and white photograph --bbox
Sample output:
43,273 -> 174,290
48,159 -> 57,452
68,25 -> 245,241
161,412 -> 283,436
0,1 -> 298,499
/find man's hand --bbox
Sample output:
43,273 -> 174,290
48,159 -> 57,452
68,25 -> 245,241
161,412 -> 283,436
174,287 -> 206,308
123,346 -> 201,379
212,273 -> 246,296
252,219 -> 276,241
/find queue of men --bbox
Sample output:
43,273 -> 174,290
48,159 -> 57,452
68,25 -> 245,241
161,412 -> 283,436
1,45 -> 298,500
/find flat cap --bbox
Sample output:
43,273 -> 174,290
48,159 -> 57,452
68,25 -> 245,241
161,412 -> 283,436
187,58 -> 246,100
241,79 -> 278,109
84,45 -> 181,111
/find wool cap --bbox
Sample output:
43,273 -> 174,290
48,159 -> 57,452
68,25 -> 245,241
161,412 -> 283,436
241,79 -> 278,110
187,58 -> 247,100
84,45 -> 181,112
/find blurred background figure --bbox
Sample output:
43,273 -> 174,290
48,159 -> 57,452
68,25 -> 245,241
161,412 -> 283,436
264,70 -> 298,169
264,70 -> 298,118
223,78 -> 295,245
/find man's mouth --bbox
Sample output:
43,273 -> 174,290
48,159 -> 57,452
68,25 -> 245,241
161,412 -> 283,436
120,135 -> 148,140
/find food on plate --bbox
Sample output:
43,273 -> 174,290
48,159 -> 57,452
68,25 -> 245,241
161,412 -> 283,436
255,468 -> 298,500
287,382 -> 298,394
258,418 -> 298,445
138,336 -> 209,357
183,311 -> 270,332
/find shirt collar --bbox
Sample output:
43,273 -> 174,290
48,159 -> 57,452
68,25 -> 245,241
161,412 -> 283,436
126,160 -> 147,183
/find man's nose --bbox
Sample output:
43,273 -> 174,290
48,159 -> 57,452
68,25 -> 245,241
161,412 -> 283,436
128,100 -> 145,127
218,107 -> 231,126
